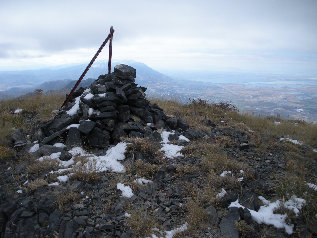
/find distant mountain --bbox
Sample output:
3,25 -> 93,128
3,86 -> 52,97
0,61 -> 178,99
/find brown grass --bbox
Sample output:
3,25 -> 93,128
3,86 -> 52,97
0,94 -> 64,140
55,190 -> 80,209
71,159 -> 100,183
27,178 -> 48,191
125,137 -> 164,164
0,146 -> 15,158
27,159 -> 60,176
126,209 -> 159,237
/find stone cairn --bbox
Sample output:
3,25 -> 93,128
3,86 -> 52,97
39,64 -> 189,150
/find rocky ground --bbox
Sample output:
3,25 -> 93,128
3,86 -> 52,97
0,65 -> 316,238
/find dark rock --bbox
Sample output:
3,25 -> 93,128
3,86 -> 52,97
184,129 -> 205,140
38,212 -> 49,227
66,127 -> 82,148
220,191 -> 239,207
112,124 -> 126,143
239,143 -> 250,150
118,105 -> 130,123
166,117 -> 178,130
9,129 -> 27,148
220,208 -> 240,238
177,118 -> 189,131
166,165 -> 177,174
78,120 -> 96,134
202,118 -> 216,127
36,145 -> 63,156
87,127 -> 110,148
206,205 -> 218,225
239,192 -> 260,210
60,150 -> 72,161
114,64 -> 136,80
99,106 -> 116,112
100,223 -> 114,231
95,111 -> 118,119
41,128 -> 66,145
20,210 -> 34,218
47,114 -> 75,133
239,207 -> 252,223
102,119 -> 115,131
156,120 -> 165,129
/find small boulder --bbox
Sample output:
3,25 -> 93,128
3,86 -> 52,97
78,120 -> 96,135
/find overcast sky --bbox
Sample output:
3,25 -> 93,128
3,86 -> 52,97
0,0 -> 316,74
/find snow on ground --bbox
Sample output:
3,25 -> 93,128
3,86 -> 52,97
66,124 -> 80,129
178,135 -> 190,142
229,195 -> 306,234
134,178 -> 153,185
38,152 -> 61,161
283,196 -> 306,216
57,175 -> 70,183
29,143 -> 39,153
88,108 -> 94,116
216,188 -> 227,198
280,137 -> 303,145
53,143 -> 66,148
124,212 -> 131,218
14,108 -> 23,114
313,149 -> 317,153
237,177 -> 244,182
161,144 -> 184,159
84,93 -> 94,100
117,183 -> 134,198
220,171 -> 232,177
16,190 -> 22,193
69,143 -> 128,173
67,96 -> 81,116
160,131 -> 185,159
306,183 -> 317,191
148,223 -> 188,238
48,182 -> 60,186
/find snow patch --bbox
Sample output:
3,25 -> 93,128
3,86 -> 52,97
66,124 -> 80,129
220,171 -> 232,177
29,143 -> 39,153
84,93 -> 94,100
216,188 -> 227,198
165,223 -> 188,238
66,96 -> 80,116
53,143 -> 66,148
124,212 -> 131,218
134,178 -> 153,185
307,183 -> 317,191
160,131 -> 184,159
229,195 -> 306,234
117,183 -> 134,198
16,190 -> 22,194
14,108 -> 23,114
57,175 -> 69,183
48,182 -> 60,186
178,135 -> 190,142
313,149 -> 317,153
38,152 -> 61,161
280,137 -> 303,145
88,108 -> 94,116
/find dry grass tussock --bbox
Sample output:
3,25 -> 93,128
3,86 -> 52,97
27,178 -> 48,191
71,157 -> 100,183
0,94 -> 65,141
126,209 -> 159,237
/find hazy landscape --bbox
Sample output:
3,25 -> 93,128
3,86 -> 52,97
1,61 -> 316,122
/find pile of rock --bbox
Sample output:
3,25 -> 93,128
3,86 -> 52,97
38,64 -> 189,150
